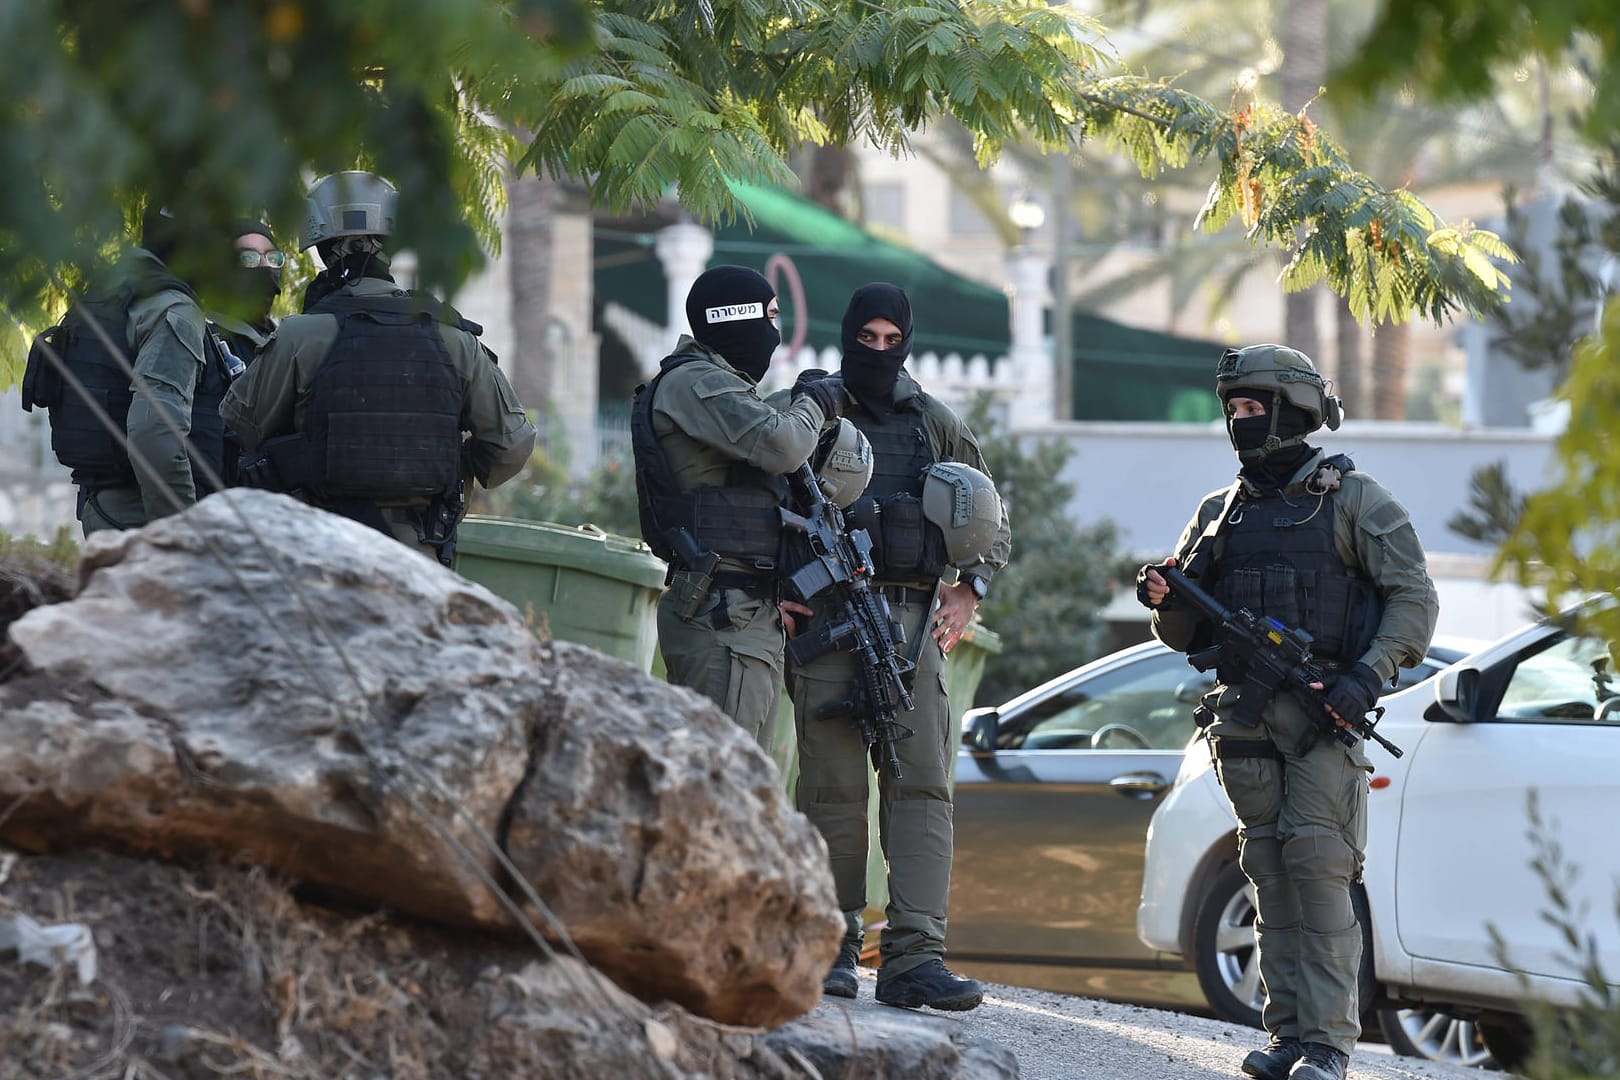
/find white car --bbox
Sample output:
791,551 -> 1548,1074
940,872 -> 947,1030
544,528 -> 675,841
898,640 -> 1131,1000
1138,614 -> 1620,1069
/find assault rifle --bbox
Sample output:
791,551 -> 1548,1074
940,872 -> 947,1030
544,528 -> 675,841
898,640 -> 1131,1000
1159,564 -> 1404,758
779,462 -> 916,778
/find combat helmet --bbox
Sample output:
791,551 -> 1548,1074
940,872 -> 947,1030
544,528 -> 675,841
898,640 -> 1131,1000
1216,344 -> 1343,431
921,462 -> 1002,564
815,418 -> 874,508
299,171 -> 398,251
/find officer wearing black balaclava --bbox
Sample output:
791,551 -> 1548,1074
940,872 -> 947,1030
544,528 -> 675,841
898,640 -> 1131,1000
1138,344 -> 1438,1080
776,281 -> 1010,1013
630,265 -> 842,751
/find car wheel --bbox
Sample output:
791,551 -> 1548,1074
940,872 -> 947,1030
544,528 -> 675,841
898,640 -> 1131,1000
1476,1017 -> 1533,1071
1376,1008 -> 1498,1069
1192,861 -> 1376,1030
1192,862 -> 1265,1027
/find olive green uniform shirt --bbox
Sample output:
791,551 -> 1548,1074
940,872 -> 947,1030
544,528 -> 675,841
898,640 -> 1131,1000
219,278 -> 536,549
82,249 -> 210,533
648,336 -> 829,747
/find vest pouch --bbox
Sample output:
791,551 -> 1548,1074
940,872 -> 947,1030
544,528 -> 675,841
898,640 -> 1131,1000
1259,564 -> 1301,630
21,325 -> 67,412
878,492 -> 926,576
1303,573 -> 1380,661
690,486 -> 782,561
846,495 -> 883,567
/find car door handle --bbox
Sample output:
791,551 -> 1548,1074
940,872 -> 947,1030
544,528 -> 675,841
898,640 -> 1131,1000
1110,772 -> 1170,797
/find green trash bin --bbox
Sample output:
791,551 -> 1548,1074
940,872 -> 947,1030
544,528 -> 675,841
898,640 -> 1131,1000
453,515 -> 667,671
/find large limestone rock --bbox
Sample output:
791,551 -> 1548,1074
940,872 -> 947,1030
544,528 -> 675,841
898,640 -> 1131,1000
0,490 -> 840,1027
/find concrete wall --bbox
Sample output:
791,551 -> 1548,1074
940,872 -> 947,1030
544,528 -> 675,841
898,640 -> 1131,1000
1036,419 -> 1555,642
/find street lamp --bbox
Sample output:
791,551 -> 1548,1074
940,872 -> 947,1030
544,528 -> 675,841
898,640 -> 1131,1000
1008,192 -> 1046,243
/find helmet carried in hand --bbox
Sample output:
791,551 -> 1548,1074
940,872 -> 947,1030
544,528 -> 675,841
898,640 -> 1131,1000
921,462 -> 1002,564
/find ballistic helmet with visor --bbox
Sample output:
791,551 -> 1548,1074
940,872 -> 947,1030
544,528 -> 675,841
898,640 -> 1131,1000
921,462 -> 1002,564
813,418 -> 874,508
300,171 -> 398,251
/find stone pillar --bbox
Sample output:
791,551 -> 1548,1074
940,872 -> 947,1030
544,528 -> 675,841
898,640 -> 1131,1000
654,223 -> 714,363
1006,246 -> 1053,428
549,212 -> 602,474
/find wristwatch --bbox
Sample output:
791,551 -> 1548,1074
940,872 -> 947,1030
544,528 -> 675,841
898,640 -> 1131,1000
964,574 -> 989,601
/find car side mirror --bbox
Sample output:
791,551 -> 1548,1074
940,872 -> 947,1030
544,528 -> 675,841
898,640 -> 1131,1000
1175,678 -> 1214,705
1424,666 -> 1480,724
963,707 -> 999,752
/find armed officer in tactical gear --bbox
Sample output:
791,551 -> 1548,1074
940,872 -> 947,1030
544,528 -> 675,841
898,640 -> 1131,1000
221,172 -> 536,564
782,283 -> 1010,1013
1138,345 -> 1437,1080
632,265 -> 843,750
21,207 -> 238,535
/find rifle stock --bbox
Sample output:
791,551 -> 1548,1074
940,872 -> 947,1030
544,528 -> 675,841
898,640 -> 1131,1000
780,462 -> 916,777
1160,565 -> 1404,758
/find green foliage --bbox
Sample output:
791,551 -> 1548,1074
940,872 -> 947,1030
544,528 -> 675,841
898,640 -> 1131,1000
1335,0 -> 1620,144
471,444 -> 642,539
0,525 -> 81,569
963,395 -> 1120,705
1448,461 -> 1528,547
2,0 -> 1516,388
1500,302 -> 1620,647
1488,791 -> 1620,1080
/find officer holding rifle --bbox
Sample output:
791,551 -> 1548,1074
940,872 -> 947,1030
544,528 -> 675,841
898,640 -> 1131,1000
1138,345 -> 1437,1080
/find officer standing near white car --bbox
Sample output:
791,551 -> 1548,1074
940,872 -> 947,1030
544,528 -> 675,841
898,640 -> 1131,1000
1139,345 -> 1438,1080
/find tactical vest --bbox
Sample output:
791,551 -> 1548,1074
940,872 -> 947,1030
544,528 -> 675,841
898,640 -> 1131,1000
21,270 -> 231,494
1205,461 -> 1382,665
842,400 -> 948,582
301,292 -> 464,504
630,351 -> 784,568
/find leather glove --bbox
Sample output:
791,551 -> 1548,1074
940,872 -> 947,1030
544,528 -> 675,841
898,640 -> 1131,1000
792,369 -> 844,420
1321,662 -> 1384,722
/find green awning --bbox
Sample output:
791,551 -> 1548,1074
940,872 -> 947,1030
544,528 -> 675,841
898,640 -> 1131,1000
594,181 -> 1227,423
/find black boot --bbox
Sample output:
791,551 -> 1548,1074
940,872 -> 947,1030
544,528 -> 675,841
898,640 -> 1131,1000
822,943 -> 860,999
874,959 -> 984,1011
1289,1043 -> 1348,1080
1241,1036 -> 1302,1080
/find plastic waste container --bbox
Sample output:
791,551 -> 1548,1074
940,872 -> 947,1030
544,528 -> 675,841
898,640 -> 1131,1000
453,516 -> 667,671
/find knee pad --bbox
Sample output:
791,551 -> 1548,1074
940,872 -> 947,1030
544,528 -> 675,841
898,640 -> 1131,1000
1281,826 -> 1358,883
1239,833 -> 1285,882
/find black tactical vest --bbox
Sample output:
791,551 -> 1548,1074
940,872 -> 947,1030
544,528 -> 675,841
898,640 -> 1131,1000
842,399 -> 947,582
630,351 -> 784,568
21,269 -> 231,493
1206,463 -> 1382,664
301,292 -> 463,503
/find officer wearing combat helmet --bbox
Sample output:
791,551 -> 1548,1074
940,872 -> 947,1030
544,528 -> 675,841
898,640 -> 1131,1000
221,172 -> 536,563
781,282 -> 1011,1013
1139,345 -> 1437,1080
631,265 -> 847,750
21,206 -> 239,534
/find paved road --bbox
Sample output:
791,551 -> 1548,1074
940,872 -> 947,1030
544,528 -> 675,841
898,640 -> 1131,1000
836,970 -> 1492,1080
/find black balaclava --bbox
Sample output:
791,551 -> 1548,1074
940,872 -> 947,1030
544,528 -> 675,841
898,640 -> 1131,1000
1228,396 -> 1318,488
229,219 -> 281,328
685,265 -> 779,383
839,282 -> 914,411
